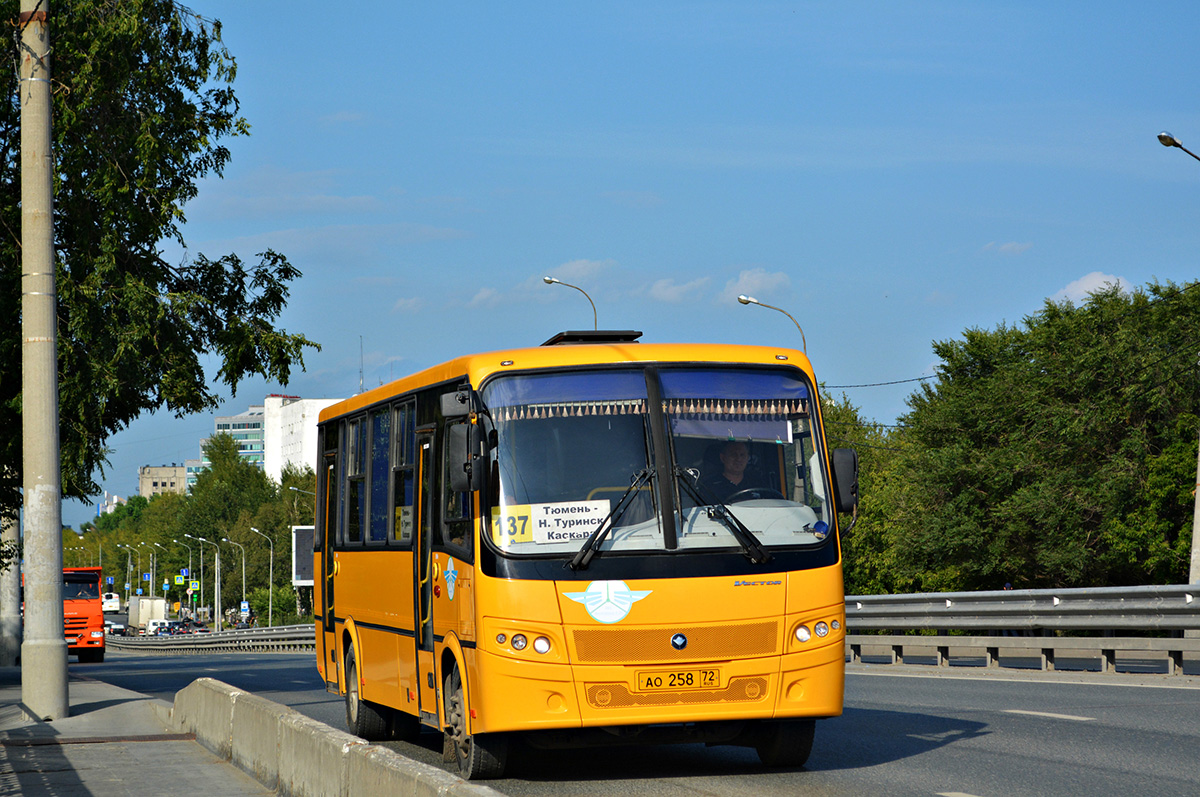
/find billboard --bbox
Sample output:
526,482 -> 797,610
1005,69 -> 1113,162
292,525 -> 314,586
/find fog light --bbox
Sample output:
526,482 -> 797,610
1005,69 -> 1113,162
815,621 -> 829,638
495,633 -> 507,645
511,634 -> 528,650
831,619 -> 841,630
794,625 -> 811,643
533,636 -> 551,654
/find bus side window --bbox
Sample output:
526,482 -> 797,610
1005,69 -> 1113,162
441,420 -> 474,560
346,417 -> 366,544
392,401 -> 415,546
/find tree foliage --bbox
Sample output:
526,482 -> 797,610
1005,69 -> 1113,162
887,281 -> 1200,590
0,0 -> 317,521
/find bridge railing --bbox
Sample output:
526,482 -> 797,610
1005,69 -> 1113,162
107,624 -> 316,654
845,584 -> 1200,675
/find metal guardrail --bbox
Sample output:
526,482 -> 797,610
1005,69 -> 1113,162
845,584 -> 1200,631
845,584 -> 1200,676
107,624 -> 316,655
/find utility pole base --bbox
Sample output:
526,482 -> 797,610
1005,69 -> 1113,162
20,639 -> 68,720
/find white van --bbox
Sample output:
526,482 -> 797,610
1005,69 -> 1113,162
144,619 -> 170,636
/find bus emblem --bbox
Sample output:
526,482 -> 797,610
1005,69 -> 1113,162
671,633 -> 688,650
564,581 -> 651,624
445,558 -> 458,601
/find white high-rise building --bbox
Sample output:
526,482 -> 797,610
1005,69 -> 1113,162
263,395 -> 343,483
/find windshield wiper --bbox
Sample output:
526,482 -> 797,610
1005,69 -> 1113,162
568,468 -> 652,570
675,467 -> 771,565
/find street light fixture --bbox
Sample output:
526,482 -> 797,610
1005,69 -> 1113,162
543,276 -> 598,330
1158,131 -> 1200,163
222,538 -> 246,607
737,294 -> 808,352
249,527 -> 274,627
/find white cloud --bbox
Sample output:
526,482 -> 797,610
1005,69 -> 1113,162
1051,271 -> 1132,303
467,287 -> 502,308
647,276 -> 710,303
719,268 -> 791,303
392,296 -> 424,313
981,241 -> 1033,255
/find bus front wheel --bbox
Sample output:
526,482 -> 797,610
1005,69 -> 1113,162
755,719 -> 815,768
344,643 -> 389,740
444,665 -> 507,779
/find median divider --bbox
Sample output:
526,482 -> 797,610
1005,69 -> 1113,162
167,677 -> 501,797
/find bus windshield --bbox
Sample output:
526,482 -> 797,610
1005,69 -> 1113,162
481,366 -> 832,559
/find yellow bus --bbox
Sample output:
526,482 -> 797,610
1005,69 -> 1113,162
314,330 -> 858,779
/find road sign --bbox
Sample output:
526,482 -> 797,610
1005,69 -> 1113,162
106,576 -> 114,585
186,588 -> 193,597
240,600 -> 250,618
124,582 -> 130,590
189,580 -> 199,591
181,567 -> 189,578
174,575 -> 185,585
136,588 -> 143,595
162,581 -> 169,591
142,573 -> 150,582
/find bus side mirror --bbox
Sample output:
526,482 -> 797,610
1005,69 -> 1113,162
441,389 -> 474,418
831,448 -> 858,513
448,422 -> 487,492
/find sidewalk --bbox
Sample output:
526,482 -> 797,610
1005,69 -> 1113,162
0,666 -> 272,796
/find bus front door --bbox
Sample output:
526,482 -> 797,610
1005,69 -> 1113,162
319,455 -> 339,691
414,433 -> 440,727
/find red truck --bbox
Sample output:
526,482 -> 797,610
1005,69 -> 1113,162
63,566 -> 106,663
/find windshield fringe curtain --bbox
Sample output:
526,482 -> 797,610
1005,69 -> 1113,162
494,398 -> 807,422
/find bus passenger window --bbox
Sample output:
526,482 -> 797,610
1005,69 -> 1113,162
346,418 -> 366,544
369,408 -> 390,542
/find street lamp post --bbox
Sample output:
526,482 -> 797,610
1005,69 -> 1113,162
249,527 -> 274,627
223,538 -> 246,607
737,294 -> 808,352
543,276 -> 598,330
153,542 -> 169,605
186,535 -> 218,625
117,545 -> 132,603
1157,131 -> 1200,587
173,539 -> 194,618
139,543 -> 154,597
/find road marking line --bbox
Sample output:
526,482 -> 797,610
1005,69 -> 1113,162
1004,709 -> 1094,721
937,792 -> 984,797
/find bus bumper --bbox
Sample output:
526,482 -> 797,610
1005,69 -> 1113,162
470,639 -> 843,734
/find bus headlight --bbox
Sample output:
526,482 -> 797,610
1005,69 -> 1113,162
533,636 -> 551,654
815,621 -> 829,638
794,625 -> 811,643
511,634 -> 528,651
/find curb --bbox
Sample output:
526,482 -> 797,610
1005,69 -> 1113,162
168,677 -> 501,796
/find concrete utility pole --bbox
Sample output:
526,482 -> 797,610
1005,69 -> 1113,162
0,514 -> 20,666
19,0 -> 68,719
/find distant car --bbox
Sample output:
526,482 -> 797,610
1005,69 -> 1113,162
101,593 -> 121,613
103,619 -> 126,636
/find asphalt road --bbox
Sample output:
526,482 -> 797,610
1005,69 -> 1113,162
78,649 -> 1200,796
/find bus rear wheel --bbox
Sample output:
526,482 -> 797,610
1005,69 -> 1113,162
344,643 -> 389,740
755,719 -> 815,768
444,665 -> 507,779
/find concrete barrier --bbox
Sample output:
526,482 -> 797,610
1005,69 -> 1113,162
168,677 -> 501,796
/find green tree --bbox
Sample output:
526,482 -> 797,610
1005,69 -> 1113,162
0,0 -> 316,522
892,281 -> 1200,590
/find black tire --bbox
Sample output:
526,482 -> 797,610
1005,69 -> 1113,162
344,644 -> 389,740
755,719 -> 815,768
444,665 -> 507,779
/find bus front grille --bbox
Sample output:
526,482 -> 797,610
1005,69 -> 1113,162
585,677 -> 770,709
572,621 -> 777,663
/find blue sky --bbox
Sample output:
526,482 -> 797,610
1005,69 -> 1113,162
66,1 -> 1200,528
